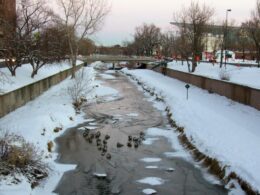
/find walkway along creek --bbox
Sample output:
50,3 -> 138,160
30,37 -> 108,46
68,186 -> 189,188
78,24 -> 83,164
54,70 -> 228,195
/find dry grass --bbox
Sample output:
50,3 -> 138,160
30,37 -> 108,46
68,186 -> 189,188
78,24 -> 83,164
0,131 -> 48,186
47,141 -> 54,152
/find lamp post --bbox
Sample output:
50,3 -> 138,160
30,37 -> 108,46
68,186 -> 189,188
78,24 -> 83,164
224,9 -> 231,68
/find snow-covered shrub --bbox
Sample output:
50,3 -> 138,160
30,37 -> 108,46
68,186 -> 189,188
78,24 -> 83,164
67,68 -> 97,111
0,131 -> 48,184
219,69 -> 231,81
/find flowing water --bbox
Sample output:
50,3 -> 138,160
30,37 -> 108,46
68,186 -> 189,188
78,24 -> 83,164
54,70 -> 228,195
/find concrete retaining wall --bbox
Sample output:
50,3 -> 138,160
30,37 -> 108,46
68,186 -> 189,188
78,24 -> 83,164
0,64 -> 83,118
151,66 -> 260,111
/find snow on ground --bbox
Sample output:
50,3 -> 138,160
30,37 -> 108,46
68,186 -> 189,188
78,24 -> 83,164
0,60 -> 83,94
0,66 -> 119,195
122,68 -> 260,193
167,61 -> 260,89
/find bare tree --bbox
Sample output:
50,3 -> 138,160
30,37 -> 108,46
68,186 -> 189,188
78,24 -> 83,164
243,0 -> 260,67
174,2 -> 214,72
0,0 -> 53,77
17,0 -> 56,78
133,23 -> 161,56
0,17 -> 25,76
57,0 -> 110,78
78,38 -> 96,56
160,32 -> 175,57
67,69 -> 97,111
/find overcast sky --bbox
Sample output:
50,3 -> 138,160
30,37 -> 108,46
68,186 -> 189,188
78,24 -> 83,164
91,0 -> 256,46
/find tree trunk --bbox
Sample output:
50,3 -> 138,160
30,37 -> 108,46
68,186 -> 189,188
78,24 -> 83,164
31,69 -> 37,78
191,55 -> 197,72
186,60 -> 191,73
191,61 -> 197,72
220,46 -> 224,68
71,57 -> 77,78
11,70 -> 16,77
257,47 -> 260,68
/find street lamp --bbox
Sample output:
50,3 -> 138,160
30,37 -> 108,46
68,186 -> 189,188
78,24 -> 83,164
224,9 -> 231,67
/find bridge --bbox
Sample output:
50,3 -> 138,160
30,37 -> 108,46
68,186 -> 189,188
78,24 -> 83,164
82,55 -> 156,65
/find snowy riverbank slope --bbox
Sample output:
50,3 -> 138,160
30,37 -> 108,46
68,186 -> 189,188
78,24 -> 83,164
0,67 -> 119,195
167,61 -> 260,89
122,68 -> 260,193
0,60 -> 83,94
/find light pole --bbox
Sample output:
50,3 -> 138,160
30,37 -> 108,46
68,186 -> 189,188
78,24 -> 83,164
224,9 -> 231,67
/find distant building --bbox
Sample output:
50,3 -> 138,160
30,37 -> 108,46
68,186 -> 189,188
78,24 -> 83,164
170,22 -> 244,61
0,0 -> 16,48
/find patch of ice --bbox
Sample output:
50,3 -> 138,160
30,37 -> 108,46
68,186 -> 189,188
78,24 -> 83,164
140,158 -> 162,163
126,113 -> 139,117
137,177 -> 164,186
142,188 -> 157,194
100,73 -> 115,80
77,126 -> 97,130
143,138 -> 159,145
93,173 -> 107,178
145,166 -> 158,169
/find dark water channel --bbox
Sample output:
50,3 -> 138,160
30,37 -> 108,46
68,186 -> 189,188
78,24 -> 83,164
54,71 -> 228,195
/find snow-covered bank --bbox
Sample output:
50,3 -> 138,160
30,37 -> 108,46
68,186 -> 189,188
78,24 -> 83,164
167,61 -> 260,89
0,60 -> 83,94
122,68 -> 260,193
0,66 -> 119,194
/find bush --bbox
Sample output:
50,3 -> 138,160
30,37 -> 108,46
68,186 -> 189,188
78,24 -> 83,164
0,131 -> 48,185
219,69 -> 231,81
67,69 -> 97,111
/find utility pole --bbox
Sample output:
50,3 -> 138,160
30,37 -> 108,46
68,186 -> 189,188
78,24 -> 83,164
224,9 -> 232,68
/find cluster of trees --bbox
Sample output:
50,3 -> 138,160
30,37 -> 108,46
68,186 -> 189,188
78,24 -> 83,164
125,1 -> 260,72
0,0 -> 109,78
242,0 -> 260,67
124,2 -> 214,72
